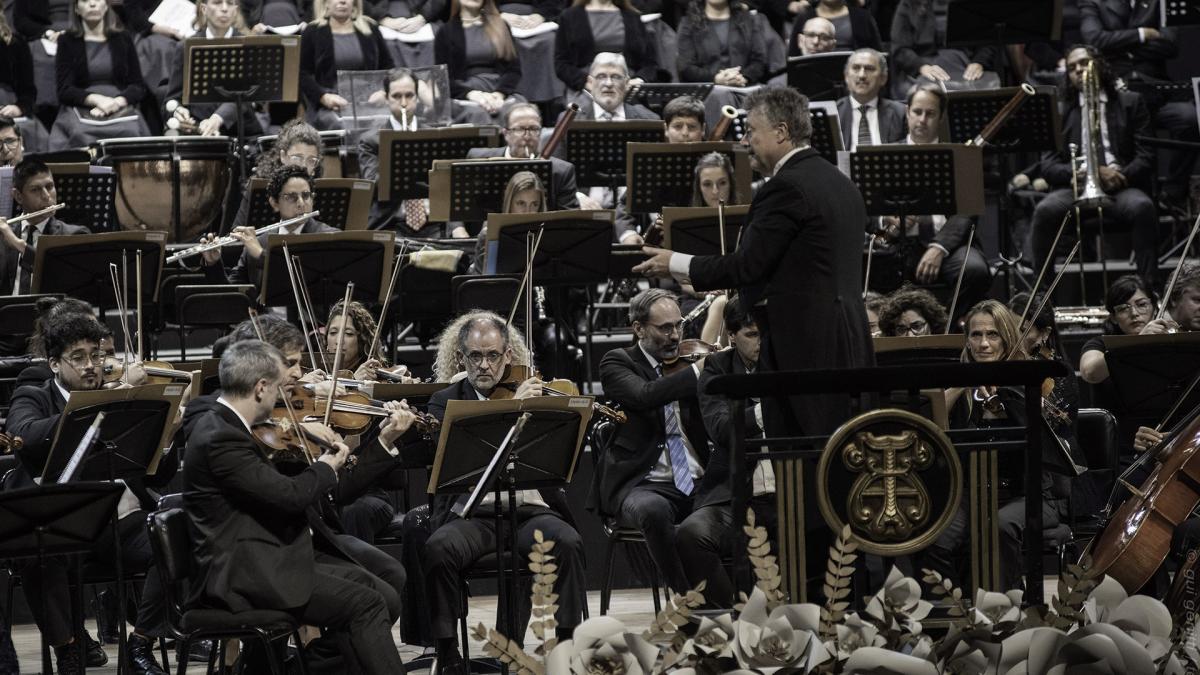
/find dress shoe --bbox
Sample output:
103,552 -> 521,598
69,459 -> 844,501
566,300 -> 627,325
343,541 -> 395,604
54,642 -> 85,675
83,632 -> 109,667
177,637 -> 213,663
434,647 -> 468,675
127,633 -> 167,675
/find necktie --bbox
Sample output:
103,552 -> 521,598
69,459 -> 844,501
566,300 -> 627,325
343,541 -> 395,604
857,104 -> 873,148
656,365 -> 694,495
404,199 -> 427,232
601,111 -> 614,121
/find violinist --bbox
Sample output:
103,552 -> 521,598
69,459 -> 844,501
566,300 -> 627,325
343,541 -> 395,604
181,340 -> 407,675
595,289 -> 710,597
4,312 -> 170,675
324,299 -> 417,384
417,310 -> 585,674
679,294 -> 774,609
1149,261 -> 1200,334
928,300 -> 1072,591
199,165 -> 337,290
877,286 -> 946,337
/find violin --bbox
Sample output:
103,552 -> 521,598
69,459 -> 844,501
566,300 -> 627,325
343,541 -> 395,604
660,339 -> 719,376
102,357 -> 193,386
252,417 -> 356,469
274,386 -> 441,438
490,364 -> 627,424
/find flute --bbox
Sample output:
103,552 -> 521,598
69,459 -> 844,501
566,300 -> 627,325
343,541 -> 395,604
3,203 -> 66,226
166,211 -> 321,264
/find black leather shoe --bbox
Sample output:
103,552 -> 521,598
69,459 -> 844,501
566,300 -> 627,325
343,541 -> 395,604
127,633 -> 167,675
54,643 -> 85,675
434,647 -> 468,675
83,632 -> 109,667
184,638 -> 213,663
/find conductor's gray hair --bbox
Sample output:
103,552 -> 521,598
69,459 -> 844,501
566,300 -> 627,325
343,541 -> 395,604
743,87 -> 812,146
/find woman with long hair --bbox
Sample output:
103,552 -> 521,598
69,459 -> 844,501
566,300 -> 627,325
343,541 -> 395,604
676,0 -> 766,87
434,0 -> 523,119
470,170 -> 547,275
300,0 -> 395,129
48,0 -> 151,149
690,152 -> 737,207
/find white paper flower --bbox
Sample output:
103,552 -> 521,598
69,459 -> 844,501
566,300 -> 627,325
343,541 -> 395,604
995,621 -> 1173,675
732,586 -> 830,672
865,567 -> 932,633
842,646 -> 939,674
835,612 -> 886,660
677,613 -> 737,661
969,588 -> 1024,628
545,616 -> 659,675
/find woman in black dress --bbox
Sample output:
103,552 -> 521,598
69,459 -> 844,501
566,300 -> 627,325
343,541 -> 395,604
434,0 -> 523,121
300,0 -> 395,129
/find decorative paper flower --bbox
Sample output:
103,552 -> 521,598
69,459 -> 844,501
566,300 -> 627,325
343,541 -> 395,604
732,586 -> 831,672
545,616 -> 659,675
970,588 -> 1024,628
994,622 -> 1180,675
841,646 -> 939,674
677,613 -> 737,661
834,612 -> 886,660
866,567 -> 932,633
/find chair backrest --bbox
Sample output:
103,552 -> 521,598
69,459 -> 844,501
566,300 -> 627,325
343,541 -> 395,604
176,285 -> 256,328
1077,408 -> 1119,480
147,507 -> 194,627
452,275 -> 526,334
588,418 -> 618,472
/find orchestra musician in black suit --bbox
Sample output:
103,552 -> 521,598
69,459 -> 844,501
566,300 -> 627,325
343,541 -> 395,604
465,103 -> 581,211
835,48 -> 907,151
637,86 -> 873,439
593,289 -> 711,595
418,311 -> 585,674
181,339 -> 409,675
1030,45 -> 1159,286
0,159 -> 90,297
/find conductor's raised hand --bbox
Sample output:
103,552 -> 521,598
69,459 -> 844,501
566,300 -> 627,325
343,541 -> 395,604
633,246 -> 674,279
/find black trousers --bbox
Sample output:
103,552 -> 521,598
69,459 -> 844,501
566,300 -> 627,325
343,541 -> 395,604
421,506 -> 585,641
295,559 -> 406,675
21,509 -> 166,646
1031,186 -> 1159,285
677,494 -> 778,608
339,491 -> 396,545
616,481 -> 694,595
1153,100 -> 1199,198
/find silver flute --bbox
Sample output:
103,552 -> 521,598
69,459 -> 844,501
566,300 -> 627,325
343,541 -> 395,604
166,211 -> 320,264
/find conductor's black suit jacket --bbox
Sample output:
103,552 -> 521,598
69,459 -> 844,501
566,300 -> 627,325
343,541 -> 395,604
686,147 -> 874,437
182,403 -> 337,612
591,345 -> 710,517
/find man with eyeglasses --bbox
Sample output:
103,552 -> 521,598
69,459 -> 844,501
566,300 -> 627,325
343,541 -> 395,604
0,117 -> 25,168
595,289 -> 711,597
416,310 -> 585,674
201,165 -> 335,289
567,52 -> 659,124
0,159 -> 90,297
797,17 -> 838,56
5,311 -> 173,675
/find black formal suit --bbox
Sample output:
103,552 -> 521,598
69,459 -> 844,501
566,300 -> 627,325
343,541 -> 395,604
675,11 -> 767,85
415,378 -> 584,640
889,0 -> 997,81
201,218 -> 339,289
569,96 -> 661,121
692,348 -> 761,510
787,4 -> 882,57
434,20 -> 522,98
0,36 -> 37,116
357,116 -> 450,236
181,403 -> 404,674
0,217 -> 91,295
685,148 -> 873,438
298,23 -> 394,113
553,6 -> 663,91
1031,88 -> 1159,283
836,96 -> 907,149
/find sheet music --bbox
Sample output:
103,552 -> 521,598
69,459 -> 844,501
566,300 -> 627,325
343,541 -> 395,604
73,108 -> 140,127
378,23 -> 435,42
40,38 -> 57,56
148,0 -> 198,38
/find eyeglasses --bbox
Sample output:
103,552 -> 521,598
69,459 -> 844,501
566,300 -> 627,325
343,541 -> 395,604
463,351 -> 505,366
280,191 -> 314,203
0,138 -> 21,149
593,74 -> 627,84
897,320 -> 928,336
802,32 -> 836,41
286,154 -> 321,169
649,321 -> 682,335
506,126 -> 541,135
1113,298 -> 1153,316
63,351 -> 104,369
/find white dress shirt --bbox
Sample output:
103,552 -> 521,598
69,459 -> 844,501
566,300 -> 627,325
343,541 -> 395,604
637,344 -> 705,483
849,96 -> 881,151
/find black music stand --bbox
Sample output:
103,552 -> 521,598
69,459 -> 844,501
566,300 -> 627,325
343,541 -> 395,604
943,86 -> 1062,153
260,230 -> 394,310
564,121 -> 665,191
0,482 -> 124,675
660,205 -> 749,256
808,105 -> 844,164
848,144 -> 985,222
787,52 -> 853,101
183,35 -> 302,182
1103,333 -> 1200,432
244,178 -> 374,230
607,244 -> 646,279
31,232 -> 166,307
872,335 -> 965,366
377,127 -> 502,202
41,163 -> 117,233
625,83 -> 714,114
625,142 -> 752,214
428,159 -> 555,222
1162,0 -> 1200,26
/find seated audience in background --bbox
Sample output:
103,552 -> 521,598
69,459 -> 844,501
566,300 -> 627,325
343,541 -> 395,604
787,0 -> 881,56
837,48 -> 906,150
888,0 -> 996,97
434,0 -> 524,121
877,286 -> 946,336
0,18 -> 50,155
364,0 -> 441,68
676,0 -> 767,133
555,0 -> 663,92
0,159 -> 91,296
794,16 -> 838,56
50,0 -> 151,150
299,0 -> 395,130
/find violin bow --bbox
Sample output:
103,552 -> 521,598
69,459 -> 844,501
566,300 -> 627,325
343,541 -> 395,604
248,308 -> 313,463
324,283 -> 355,427
1156,211 -> 1200,324
1016,241 -> 1081,350
1019,211 -> 1073,328
943,224 -> 976,334
108,261 -> 134,374
367,239 -> 408,365
863,234 -> 876,299
506,227 -> 546,342
282,244 -> 327,374
294,256 -> 330,372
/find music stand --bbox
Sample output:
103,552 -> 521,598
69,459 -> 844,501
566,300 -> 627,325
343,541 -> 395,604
1103,333 -> 1200,432
244,178 -> 374,230
260,230 -> 394,309
625,142 -> 752,214
943,86 -> 1062,153
42,163 -> 117,233
428,158 -> 555,222
486,210 -> 614,284
660,205 -> 749,255
0,482 -> 124,675
625,83 -> 715,114
182,35 -> 302,180
31,231 -> 167,307
808,103 -> 844,164
846,144 -> 985,223
377,127 -> 502,202
564,120 -> 666,189
1162,0 -> 1200,26
787,52 -> 853,101
873,335 -> 965,366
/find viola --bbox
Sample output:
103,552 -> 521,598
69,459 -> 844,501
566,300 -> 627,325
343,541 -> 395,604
489,364 -> 627,423
274,386 -> 441,438
103,357 -> 193,386
252,417 -> 356,469
660,339 -> 719,376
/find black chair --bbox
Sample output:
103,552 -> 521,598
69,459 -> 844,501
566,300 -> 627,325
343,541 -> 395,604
173,285 -> 255,360
152,271 -> 206,358
451,275 -> 526,335
589,418 -> 665,616
1056,407 -> 1121,570
147,507 -> 308,675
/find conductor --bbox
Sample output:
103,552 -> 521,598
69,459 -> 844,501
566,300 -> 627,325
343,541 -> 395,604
635,87 -> 873,437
